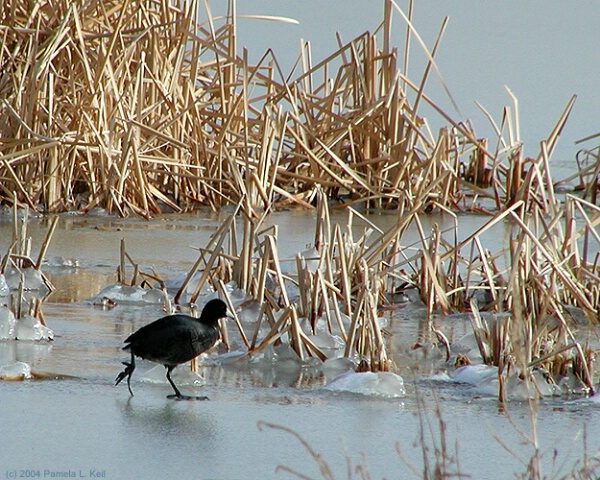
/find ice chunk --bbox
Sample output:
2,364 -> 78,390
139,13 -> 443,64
15,315 -> 54,341
308,331 -> 344,351
557,371 -> 593,395
0,340 -> 17,364
5,267 -> 50,293
257,343 -> 303,366
300,311 -> 352,338
321,357 -> 357,377
472,373 -> 500,397
501,371 -> 561,400
238,301 -> 262,324
451,364 -> 497,386
0,274 -> 9,297
210,350 -> 248,366
92,283 -> 170,305
0,340 -> 52,365
326,311 -> 352,337
246,345 -> 305,388
248,344 -> 303,380
141,288 -> 169,305
322,371 -> 406,398
427,372 -> 452,382
452,364 -> 561,399
0,306 -> 16,339
532,369 -> 561,397
163,271 -> 203,291
164,274 -> 224,302
220,281 -> 247,302
43,256 -> 79,268
4,268 -> 21,290
0,361 -> 32,380
573,390 -> 600,404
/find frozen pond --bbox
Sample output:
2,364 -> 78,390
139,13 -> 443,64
2,211 -> 600,479
2,2 -> 600,476
2,361 -> 599,480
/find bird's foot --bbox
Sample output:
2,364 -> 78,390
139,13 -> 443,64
115,362 -> 134,386
167,394 -> 209,401
115,362 -> 135,396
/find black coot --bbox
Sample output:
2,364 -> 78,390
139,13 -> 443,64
115,298 -> 228,400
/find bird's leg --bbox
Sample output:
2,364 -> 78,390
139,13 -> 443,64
115,352 -> 136,396
165,365 -> 209,401
165,365 -> 183,398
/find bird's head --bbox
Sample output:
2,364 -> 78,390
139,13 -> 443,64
199,298 -> 232,325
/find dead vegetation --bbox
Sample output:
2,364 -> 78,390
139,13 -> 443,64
1,0 -> 593,217
1,0 -> 599,396
0,201 -> 55,332
168,186 -> 599,392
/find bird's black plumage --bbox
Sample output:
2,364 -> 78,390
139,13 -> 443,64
115,298 -> 228,400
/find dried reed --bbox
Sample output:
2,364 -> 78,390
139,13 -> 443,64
1,202 -> 55,325
1,0 -> 575,217
3,1 -> 597,389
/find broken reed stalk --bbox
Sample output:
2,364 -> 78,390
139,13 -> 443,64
34,216 -> 59,269
217,279 -> 250,350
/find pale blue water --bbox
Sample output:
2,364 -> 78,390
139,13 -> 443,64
2,375 -> 598,480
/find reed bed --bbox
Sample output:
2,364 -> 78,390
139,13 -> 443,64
0,0 -> 578,217
174,185 -> 599,386
402,195 -> 600,397
2,0 -> 598,392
